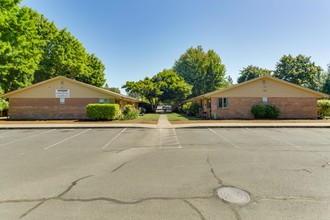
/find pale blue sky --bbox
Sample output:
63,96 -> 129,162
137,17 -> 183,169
22,0 -> 330,91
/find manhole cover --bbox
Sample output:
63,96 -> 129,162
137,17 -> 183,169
216,187 -> 250,204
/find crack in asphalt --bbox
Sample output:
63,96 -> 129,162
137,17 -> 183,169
16,175 -> 93,218
19,201 -> 45,219
59,195 -> 213,205
111,162 -> 128,173
183,200 -> 206,220
207,155 -> 224,186
57,175 -> 93,198
231,207 -> 243,220
0,199 -> 46,204
255,195 -> 330,202
293,168 -> 312,174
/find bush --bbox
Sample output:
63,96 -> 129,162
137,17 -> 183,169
0,99 -> 9,111
0,99 -> 9,117
86,104 -> 120,120
317,100 -> 330,119
182,102 -> 200,116
251,104 -> 280,119
122,104 -> 139,120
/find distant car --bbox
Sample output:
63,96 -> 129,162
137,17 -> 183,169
162,105 -> 172,112
156,106 -> 163,113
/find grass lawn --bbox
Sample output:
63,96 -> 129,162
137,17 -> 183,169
166,112 -> 201,121
134,113 -> 160,121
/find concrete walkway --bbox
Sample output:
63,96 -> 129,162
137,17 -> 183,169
157,114 -> 172,128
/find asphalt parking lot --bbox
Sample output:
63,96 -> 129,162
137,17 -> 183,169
0,128 -> 330,220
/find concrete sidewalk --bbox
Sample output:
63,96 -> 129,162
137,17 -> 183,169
157,114 -> 173,128
1,115 -> 330,129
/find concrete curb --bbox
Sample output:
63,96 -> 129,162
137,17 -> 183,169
1,124 -> 330,129
174,125 -> 330,129
0,124 -> 157,129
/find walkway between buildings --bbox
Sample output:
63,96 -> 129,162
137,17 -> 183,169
157,114 -> 172,128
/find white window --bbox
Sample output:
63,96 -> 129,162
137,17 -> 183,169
218,98 -> 228,108
262,97 -> 268,103
99,98 -> 110,104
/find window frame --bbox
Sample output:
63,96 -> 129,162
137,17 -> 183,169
262,97 -> 268,104
218,97 -> 228,109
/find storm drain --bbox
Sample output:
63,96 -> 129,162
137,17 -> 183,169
216,186 -> 250,204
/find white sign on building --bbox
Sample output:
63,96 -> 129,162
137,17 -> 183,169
55,89 -> 70,98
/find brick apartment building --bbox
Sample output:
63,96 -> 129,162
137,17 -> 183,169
0,76 -> 139,120
187,76 -> 328,119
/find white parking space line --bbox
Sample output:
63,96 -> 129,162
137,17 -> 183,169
44,129 -> 91,150
102,128 -> 127,149
246,128 -> 301,149
208,128 -> 239,149
173,129 -> 182,148
0,129 -> 56,147
159,128 -> 182,149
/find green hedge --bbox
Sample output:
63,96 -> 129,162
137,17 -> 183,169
86,104 -> 120,120
122,104 -> 139,120
317,100 -> 330,119
251,104 -> 280,119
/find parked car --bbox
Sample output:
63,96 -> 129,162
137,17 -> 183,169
162,105 -> 172,113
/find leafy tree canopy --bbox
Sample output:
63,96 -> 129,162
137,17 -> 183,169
151,69 -> 192,103
0,1 -> 106,93
321,64 -> 330,95
173,46 -> 227,97
123,77 -> 161,112
237,65 -> 272,83
104,84 -> 121,94
0,5 -> 44,93
273,54 -> 322,90
123,69 -> 192,112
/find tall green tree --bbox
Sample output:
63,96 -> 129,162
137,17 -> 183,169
273,54 -> 322,90
85,53 -> 106,87
0,1 -> 106,92
34,29 -> 88,82
322,64 -> 330,95
123,77 -> 161,112
34,25 -> 106,86
173,46 -> 226,97
0,3 -> 44,93
123,69 -> 192,111
151,69 -> 192,103
237,65 -> 272,83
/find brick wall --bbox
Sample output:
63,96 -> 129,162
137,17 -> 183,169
269,97 -> 318,119
9,98 -> 99,119
211,97 -> 318,119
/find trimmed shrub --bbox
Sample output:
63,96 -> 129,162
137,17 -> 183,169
251,104 -> 266,119
265,104 -> 280,119
122,104 -> 139,120
0,99 -> 9,117
86,104 -> 120,120
182,102 -> 200,116
317,99 -> 330,119
251,104 -> 280,119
